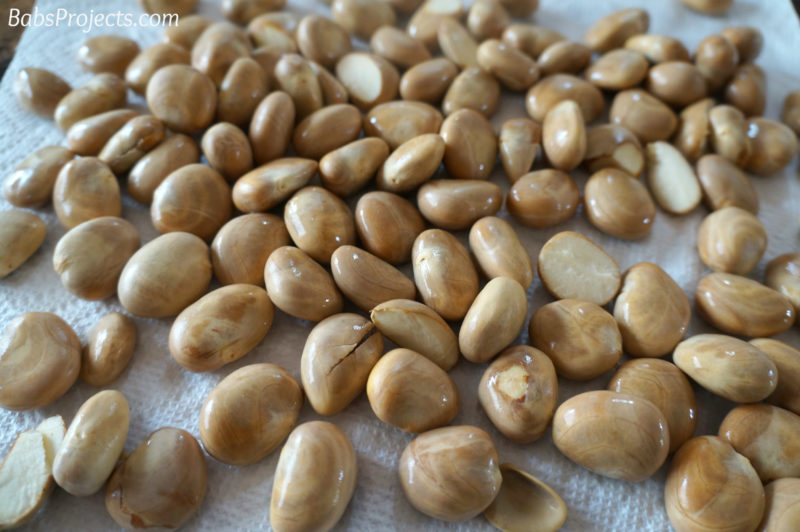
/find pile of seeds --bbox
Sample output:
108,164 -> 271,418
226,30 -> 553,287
1,0 -> 799,530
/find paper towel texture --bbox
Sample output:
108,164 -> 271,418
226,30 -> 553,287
1,0 -> 799,530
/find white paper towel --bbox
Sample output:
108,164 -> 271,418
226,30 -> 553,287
1,0 -> 799,530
